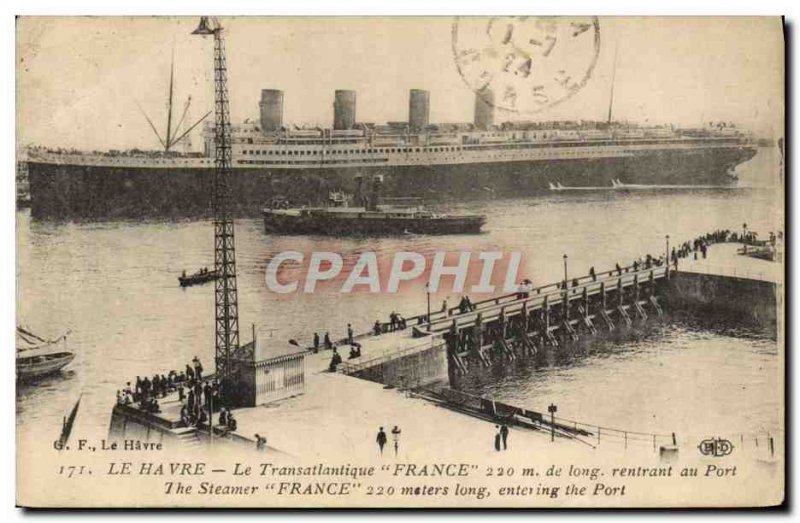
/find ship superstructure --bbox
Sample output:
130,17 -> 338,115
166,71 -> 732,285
25,86 -> 758,218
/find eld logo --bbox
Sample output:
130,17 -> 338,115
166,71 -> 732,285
698,438 -> 734,457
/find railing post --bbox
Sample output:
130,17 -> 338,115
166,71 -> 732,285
543,295 -> 550,333
600,281 -> 606,309
473,313 -> 483,360
522,300 -> 529,334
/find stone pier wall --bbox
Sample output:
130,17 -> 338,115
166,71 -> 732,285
665,272 -> 779,333
352,344 -> 449,389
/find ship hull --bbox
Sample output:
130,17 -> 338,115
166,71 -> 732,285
263,211 -> 485,236
27,146 -> 757,219
17,352 -> 75,381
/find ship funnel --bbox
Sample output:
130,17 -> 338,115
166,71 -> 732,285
409,89 -> 430,131
474,87 -> 495,130
333,90 -> 357,130
259,89 -> 284,133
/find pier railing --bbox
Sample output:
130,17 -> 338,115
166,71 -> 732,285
426,266 -> 668,333
432,387 -> 676,451
371,263 -> 669,335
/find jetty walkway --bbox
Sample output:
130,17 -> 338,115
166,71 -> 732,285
110,233 -> 781,460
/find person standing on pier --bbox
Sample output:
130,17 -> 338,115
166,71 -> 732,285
391,425 -> 402,456
328,347 -> 342,372
589,267 -> 596,281
141,376 -> 151,398
376,427 -> 387,455
500,423 -> 509,450
193,357 -> 203,382
494,426 -> 502,451
347,323 -> 354,345
324,332 -> 332,350
313,332 -> 320,352
203,381 -> 212,413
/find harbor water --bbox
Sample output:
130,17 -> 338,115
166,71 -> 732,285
16,148 -> 782,450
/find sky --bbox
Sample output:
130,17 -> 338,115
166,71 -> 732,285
16,16 -> 784,151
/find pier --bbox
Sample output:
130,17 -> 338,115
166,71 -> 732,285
109,261 -> 675,455
335,263 -> 669,386
109,231 -> 781,458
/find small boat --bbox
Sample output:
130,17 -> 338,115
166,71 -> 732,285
16,326 -> 75,381
178,268 -> 218,287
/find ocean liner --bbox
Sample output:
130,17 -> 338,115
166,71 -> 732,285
25,83 -> 758,218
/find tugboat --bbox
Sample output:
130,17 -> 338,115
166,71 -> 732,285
263,175 -> 486,236
16,327 -> 75,381
178,267 -> 218,287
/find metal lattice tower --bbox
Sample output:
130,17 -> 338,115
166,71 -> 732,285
193,17 -> 240,381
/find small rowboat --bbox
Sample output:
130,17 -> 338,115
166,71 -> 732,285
178,269 -> 218,287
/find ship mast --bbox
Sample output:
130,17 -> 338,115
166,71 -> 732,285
192,16 -> 240,386
137,44 -> 211,152
165,47 -> 176,151
607,45 -> 618,126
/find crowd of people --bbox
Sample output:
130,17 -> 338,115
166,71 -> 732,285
116,356 -> 206,414
670,228 -> 736,268
116,356 -> 240,435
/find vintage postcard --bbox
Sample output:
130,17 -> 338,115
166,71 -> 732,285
15,16 -> 784,508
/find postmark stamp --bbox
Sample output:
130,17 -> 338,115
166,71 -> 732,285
452,16 -> 601,114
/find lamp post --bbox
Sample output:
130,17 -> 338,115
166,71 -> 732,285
742,222 -> 747,240
665,234 -> 670,278
426,281 -> 431,332
563,254 -> 568,290
548,403 -> 557,442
